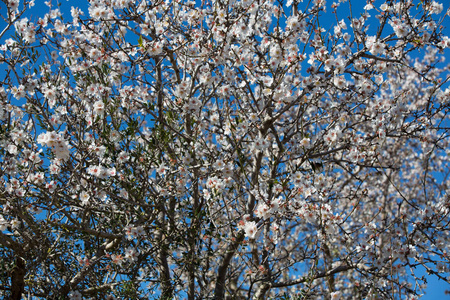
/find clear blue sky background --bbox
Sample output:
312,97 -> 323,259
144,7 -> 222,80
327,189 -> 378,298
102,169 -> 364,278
1,0 -> 449,298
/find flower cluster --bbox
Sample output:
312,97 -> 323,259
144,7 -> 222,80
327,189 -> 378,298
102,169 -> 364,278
37,131 -> 70,160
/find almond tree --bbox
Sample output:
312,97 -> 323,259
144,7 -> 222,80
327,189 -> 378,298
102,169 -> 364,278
0,0 -> 449,299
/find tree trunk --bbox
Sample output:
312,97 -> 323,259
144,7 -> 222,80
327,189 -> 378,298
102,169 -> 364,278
10,257 -> 26,300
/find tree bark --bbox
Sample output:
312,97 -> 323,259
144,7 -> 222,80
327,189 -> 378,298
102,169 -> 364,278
10,257 -> 26,300
214,233 -> 244,300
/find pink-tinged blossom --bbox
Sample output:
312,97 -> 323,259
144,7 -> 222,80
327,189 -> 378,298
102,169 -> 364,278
49,162 -> 60,174
119,189 -> 128,199
87,165 -> 103,177
89,145 -> 106,157
254,203 -> 270,219
428,1 -> 443,14
147,41 -> 164,56
89,6 -> 109,20
125,225 -> 145,240
117,151 -> 130,163
222,164 -> 233,178
86,165 -> 114,179
324,126 -> 341,146
10,85 -> 26,99
43,86 -> 57,105
10,218 -> 21,230
107,168 -> 116,177
367,36 -> 385,55
125,247 -> 139,262
77,256 -> 90,267
389,18 -> 409,38
330,291 -> 342,299
80,191 -> 90,206
111,254 -> 124,265
37,132 -> 70,160
68,291 -> 82,300
29,172 -> 45,185
252,137 -> 270,151
93,100 -> 105,116
53,142 -> 70,160
110,130 -> 121,142
15,188 -> 25,197
333,75 -> 347,89
156,164 -> 167,175
7,144 -> 18,154
214,159 -> 225,170
45,181 -> 57,192
8,0 -> 19,11
0,216 -> 8,231
244,221 -> 258,239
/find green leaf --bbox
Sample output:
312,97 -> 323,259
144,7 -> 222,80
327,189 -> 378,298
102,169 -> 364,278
138,35 -> 143,48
